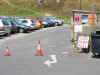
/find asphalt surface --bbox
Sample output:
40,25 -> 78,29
0,24 -> 100,75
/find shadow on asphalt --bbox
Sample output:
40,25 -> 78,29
78,51 -> 100,59
78,51 -> 89,54
0,37 -> 3,39
0,35 -> 5,39
92,55 -> 100,59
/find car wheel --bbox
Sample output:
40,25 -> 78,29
19,29 -> 24,33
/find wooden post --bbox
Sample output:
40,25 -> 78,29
72,11 -> 75,41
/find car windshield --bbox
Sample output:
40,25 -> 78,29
22,20 -> 28,23
14,20 -> 22,25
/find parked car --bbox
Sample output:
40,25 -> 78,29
18,19 -> 37,30
6,19 -> 18,33
32,18 -> 43,29
0,19 -> 11,36
37,17 -> 55,27
37,18 -> 48,28
43,16 -> 64,26
26,18 -> 43,29
12,19 -> 31,33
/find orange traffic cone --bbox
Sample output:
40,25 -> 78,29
36,40 -> 43,56
4,46 -> 11,56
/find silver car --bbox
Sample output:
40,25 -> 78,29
0,19 -> 11,36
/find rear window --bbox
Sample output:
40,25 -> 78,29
2,20 -> 9,25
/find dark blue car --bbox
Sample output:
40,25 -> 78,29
43,16 -> 64,26
37,18 -> 56,28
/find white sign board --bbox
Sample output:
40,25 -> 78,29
77,36 -> 89,48
74,25 -> 83,32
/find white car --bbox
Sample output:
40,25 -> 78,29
19,19 -> 37,30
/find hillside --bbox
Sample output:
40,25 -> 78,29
0,0 -> 100,18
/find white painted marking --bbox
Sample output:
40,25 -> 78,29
62,51 -> 69,55
44,60 -> 51,67
50,55 -> 57,63
44,54 -> 58,67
